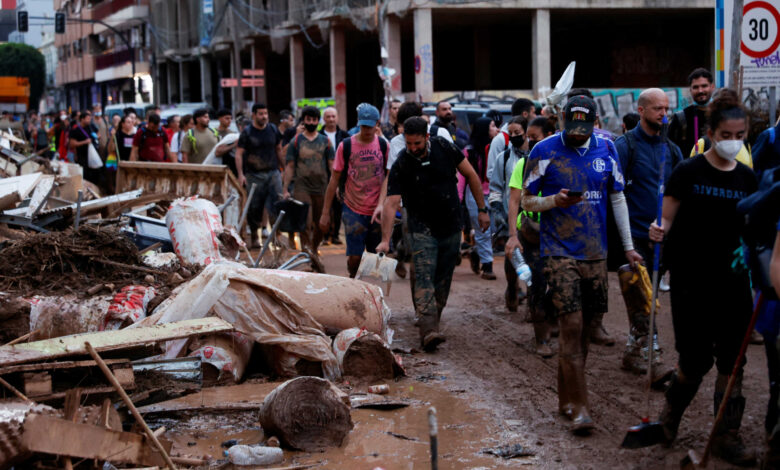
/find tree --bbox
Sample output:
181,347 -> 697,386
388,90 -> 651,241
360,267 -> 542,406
0,43 -> 46,111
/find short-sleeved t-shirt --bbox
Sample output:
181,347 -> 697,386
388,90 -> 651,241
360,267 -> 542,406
387,125 -> 453,170
333,135 -> 386,216
181,127 -> 219,164
508,155 -> 530,229
524,133 -> 625,260
69,125 -> 93,168
664,154 -> 757,274
115,130 -> 134,161
285,133 -> 334,194
238,123 -> 281,173
132,126 -> 169,162
387,137 -> 464,238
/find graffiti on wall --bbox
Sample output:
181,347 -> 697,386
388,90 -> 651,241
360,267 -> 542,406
591,87 -> 689,135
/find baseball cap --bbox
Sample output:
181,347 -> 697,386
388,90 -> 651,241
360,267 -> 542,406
356,103 -> 380,127
563,95 -> 597,136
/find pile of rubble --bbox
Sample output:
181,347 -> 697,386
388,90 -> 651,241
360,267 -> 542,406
0,153 -> 405,469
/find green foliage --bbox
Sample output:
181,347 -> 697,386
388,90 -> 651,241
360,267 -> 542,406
0,43 -> 46,110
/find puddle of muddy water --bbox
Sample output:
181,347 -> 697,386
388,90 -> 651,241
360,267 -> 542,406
158,379 -> 533,468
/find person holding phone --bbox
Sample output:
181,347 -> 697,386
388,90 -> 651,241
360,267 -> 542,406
519,95 -> 641,435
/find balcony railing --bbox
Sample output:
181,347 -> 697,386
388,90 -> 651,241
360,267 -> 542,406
95,48 -> 138,70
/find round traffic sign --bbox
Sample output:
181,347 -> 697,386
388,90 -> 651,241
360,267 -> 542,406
741,1 -> 780,58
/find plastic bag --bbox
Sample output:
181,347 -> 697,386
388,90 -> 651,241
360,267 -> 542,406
166,196 -> 224,266
87,143 -> 104,169
102,285 -> 156,331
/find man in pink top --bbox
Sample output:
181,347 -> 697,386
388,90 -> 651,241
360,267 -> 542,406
320,103 -> 389,277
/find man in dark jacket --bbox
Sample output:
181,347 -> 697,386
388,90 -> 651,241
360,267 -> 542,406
615,88 -> 683,378
669,68 -> 714,156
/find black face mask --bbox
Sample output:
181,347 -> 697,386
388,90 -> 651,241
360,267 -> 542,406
509,135 -> 525,149
304,123 -> 318,133
528,140 -> 539,151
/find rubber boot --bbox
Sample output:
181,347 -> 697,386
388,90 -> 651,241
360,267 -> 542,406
658,371 -> 701,446
533,322 -> 553,358
589,311 -> 615,346
481,262 -> 496,280
250,229 -> 261,249
469,249 -> 480,274
711,373 -> 757,467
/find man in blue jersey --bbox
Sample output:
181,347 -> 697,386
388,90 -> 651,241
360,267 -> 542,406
521,95 -> 642,434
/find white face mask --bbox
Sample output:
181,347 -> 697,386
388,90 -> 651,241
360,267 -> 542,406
713,139 -> 742,161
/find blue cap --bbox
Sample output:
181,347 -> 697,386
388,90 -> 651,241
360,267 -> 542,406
356,103 -> 380,127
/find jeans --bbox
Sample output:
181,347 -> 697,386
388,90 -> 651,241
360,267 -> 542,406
465,190 -> 492,264
246,170 -> 282,233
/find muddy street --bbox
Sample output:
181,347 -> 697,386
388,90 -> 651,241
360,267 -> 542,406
310,244 -> 769,469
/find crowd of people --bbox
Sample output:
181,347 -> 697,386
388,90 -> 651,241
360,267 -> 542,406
10,65 -> 780,466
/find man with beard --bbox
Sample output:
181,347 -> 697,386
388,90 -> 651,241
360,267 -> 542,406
614,88 -> 683,378
430,101 -> 457,143
669,68 -> 714,155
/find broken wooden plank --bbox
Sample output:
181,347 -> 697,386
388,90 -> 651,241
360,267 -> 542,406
20,413 -> 170,467
0,358 -> 127,375
0,172 -> 42,201
22,372 -> 51,397
136,382 -> 278,415
25,175 -> 55,218
0,317 -> 234,367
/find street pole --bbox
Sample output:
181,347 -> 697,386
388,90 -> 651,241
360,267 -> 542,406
729,0 -> 744,90
229,0 -> 244,115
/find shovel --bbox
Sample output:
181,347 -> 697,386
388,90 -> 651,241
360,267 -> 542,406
680,292 -> 765,469
355,251 -> 398,294
621,116 -> 669,449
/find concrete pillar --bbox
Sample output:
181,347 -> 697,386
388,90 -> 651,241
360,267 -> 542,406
200,55 -> 212,105
329,25 -> 347,129
289,35 -> 305,103
532,8 -> 551,98
384,15 -> 402,95
251,42 -> 268,107
166,60 -> 177,104
179,61 -> 191,102
413,8 -> 434,102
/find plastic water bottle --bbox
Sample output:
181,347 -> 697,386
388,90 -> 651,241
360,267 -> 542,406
511,248 -> 533,286
226,445 -> 284,466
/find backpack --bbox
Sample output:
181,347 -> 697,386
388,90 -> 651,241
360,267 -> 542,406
338,136 -> 388,196
430,122 -> 458,143
186,126 -> 219,154
737,166 -> 780,300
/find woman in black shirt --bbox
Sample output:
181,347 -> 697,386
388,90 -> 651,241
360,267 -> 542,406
649,89 -> 758,465
108,114 -> 136,162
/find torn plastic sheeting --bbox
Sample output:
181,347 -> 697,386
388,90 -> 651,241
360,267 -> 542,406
188,332 -> 253,382
140,261 -> 349,380
28,295 -> 113,340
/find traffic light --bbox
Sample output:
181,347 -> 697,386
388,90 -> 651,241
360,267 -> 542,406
17,11 -> 28,33
55,12 -> 65,34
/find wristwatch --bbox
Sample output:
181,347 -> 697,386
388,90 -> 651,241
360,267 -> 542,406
477,206 -> 488,214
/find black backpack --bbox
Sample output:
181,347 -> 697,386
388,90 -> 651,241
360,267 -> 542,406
338,136 -> 388,195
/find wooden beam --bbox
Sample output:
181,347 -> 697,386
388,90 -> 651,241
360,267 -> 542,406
20,414 -> 170,467
0,318 -> 233,367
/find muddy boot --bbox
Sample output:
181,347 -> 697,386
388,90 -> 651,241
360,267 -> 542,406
533,322 -> 553,358
589,311 -> 615,346
481,262 -> 496,280
505,287 -> 518,313
712,373 -> 757,467
250,230 -> 261,249
659,372 -> 701,446
469,249 -> 480,274
421,331 -> 446,352
559,352 -> 594,434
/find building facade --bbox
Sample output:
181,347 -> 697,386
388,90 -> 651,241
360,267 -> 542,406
148,0 -> 715,129
39,30 -> 58,111
54,0 -> 154,111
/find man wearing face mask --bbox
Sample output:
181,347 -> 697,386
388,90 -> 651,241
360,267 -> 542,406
521,95 -> 642,434
283,106 -> 334,269
614,88 -> 683,377
669,68 -> 714,156
376,116 -> 490,352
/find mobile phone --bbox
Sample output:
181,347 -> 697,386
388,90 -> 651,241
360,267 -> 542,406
567,191 -> 583,198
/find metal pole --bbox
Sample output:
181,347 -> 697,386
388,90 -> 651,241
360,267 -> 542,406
238,182 -> 256,230
770,87 -> 777,127
729,0 -> 744,89
253,210 -> 285,268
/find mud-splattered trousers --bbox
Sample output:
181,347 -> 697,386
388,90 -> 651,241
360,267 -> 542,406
410,226 -> 461,338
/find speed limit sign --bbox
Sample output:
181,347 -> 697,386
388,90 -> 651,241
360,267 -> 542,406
740,0 -> 780,87
742,1 -> 780,58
